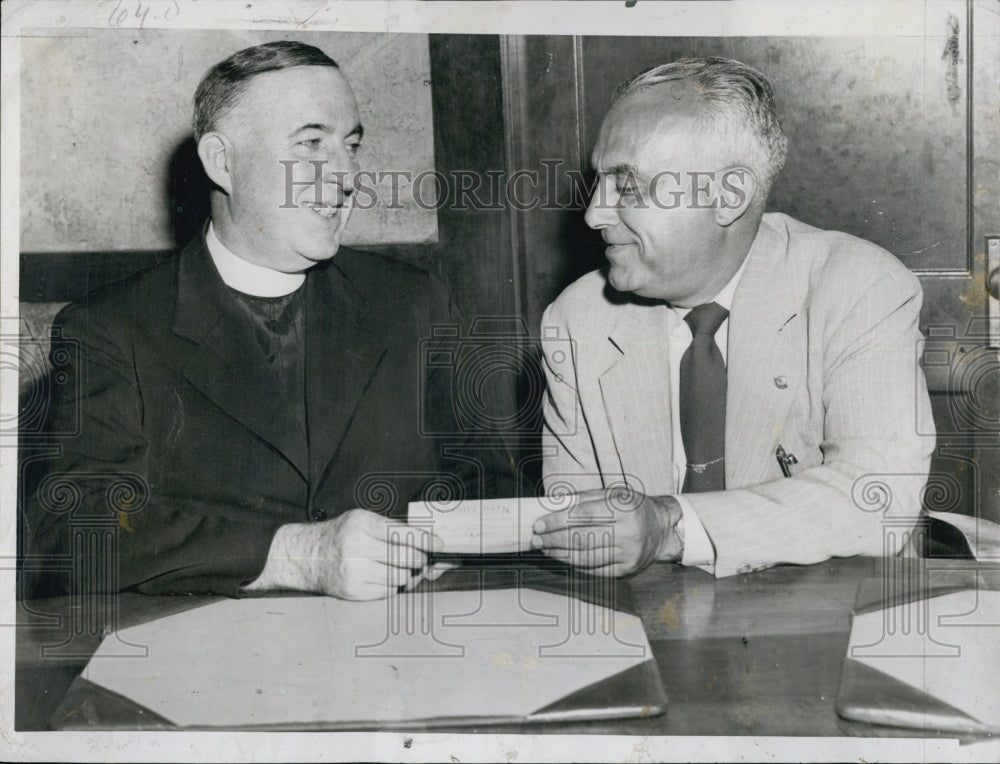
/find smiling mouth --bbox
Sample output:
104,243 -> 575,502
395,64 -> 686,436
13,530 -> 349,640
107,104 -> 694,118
302,202 -> 341,219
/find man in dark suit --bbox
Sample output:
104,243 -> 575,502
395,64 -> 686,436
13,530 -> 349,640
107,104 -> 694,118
26,42 -> 503,600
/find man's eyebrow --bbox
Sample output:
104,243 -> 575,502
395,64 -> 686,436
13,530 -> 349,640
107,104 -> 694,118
602,163 -> 640,177
291,123 -> 365,139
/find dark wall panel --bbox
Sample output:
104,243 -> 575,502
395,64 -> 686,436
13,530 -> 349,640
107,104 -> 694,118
427,34 -> 517,321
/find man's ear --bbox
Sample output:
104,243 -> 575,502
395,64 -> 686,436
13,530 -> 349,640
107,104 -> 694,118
196,132 -> 234,195
714,166 -> 757,226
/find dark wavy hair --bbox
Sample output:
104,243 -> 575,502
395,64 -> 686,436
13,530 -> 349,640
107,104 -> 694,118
193,41 -> 339,140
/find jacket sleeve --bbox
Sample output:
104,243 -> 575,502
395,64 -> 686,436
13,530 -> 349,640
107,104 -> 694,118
23,303 -> 281,598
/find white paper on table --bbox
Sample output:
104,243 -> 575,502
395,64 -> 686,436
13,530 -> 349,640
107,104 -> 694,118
407,495 -> 578,555
82,588 -> 651,728
849,589 -> 1000,728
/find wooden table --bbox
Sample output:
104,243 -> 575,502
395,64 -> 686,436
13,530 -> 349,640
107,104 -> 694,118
12,557 -> 982,736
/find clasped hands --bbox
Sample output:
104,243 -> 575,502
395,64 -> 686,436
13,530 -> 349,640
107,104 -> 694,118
248,488 -> 683,599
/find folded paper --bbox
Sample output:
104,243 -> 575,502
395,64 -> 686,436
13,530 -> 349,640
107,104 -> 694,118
839,587 -> 1000,733
81,587 -> 661,728
407,496 -> 576,555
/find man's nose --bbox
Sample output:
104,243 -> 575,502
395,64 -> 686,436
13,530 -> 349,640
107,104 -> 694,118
321,147 -> 360,195
584,183 -> 617,230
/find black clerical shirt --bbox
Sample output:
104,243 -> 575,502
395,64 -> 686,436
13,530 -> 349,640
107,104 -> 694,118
229,286 -> 308,439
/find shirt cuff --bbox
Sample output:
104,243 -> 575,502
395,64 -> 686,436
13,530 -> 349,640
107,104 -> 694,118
675,495 -> 717,569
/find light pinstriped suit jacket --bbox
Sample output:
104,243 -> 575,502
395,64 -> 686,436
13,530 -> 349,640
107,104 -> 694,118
541,212 -> 935,577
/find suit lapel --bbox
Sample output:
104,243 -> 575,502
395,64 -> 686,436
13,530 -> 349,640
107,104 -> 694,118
599,300 -> 677,495
304,255 -> 387,488
726,217 -> 803,487
174,236 -> 309,478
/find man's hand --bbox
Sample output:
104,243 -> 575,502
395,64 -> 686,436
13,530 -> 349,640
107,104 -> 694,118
244,509 -> 448,600
530,488 -> 684,576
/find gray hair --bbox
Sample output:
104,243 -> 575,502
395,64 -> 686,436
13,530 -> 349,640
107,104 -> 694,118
612,57 -> 788,202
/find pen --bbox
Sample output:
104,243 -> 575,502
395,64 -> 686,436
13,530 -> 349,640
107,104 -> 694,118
775,445 -> 798,478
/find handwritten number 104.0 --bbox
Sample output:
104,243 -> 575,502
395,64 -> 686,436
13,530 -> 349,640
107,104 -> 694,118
108,0 -> 181,30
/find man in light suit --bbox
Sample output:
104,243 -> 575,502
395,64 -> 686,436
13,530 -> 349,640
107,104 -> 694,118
26,42 -> 509,600
533,57 -> 935,577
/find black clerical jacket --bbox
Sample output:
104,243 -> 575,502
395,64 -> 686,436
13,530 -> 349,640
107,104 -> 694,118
25,233 -> 514,597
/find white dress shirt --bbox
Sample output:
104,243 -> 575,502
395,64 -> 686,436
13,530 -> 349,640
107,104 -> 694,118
206,223 -> 305,297
667,257 -> 749,570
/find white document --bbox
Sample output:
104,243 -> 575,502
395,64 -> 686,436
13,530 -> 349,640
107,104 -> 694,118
407,495 -> 578,555
82,588 -> 651,728
849,589 -> 1000,729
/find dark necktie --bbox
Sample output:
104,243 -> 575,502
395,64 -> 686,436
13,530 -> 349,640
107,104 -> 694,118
679,302 -> 729,493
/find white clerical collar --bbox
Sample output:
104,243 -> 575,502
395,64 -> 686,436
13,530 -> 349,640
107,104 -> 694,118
205,223 -> 306,297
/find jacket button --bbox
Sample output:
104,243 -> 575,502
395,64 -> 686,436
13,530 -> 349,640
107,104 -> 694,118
311,507 -> 328,521
773,375 -> 788,389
